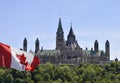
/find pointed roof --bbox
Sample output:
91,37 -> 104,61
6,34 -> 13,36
24,37 -> 27,43
95,40 -> 98,44
106,40 -> 109,43
115,57 -> 118,62
57,18 -> 63,31
106,40 -> 109,45
68,23 -> 75,36
36,38 -> 39,43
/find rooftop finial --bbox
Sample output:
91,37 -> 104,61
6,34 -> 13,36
70,22 -> 72,28
59,18 -> 61,22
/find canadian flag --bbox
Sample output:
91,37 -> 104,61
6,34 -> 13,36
0,42 -> 40,71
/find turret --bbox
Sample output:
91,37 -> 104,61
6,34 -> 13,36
23,38 -> 27,52
105,40 -> 110,61
105,40 -> 110,56
94,40 -> 99,53
35,38 -> 39,54
115,58 -> 118,62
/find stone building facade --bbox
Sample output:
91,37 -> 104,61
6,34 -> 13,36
23,18 -> 110,64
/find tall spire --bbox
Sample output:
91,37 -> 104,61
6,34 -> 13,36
58,18 -> 62,28
66,23 -> 77,47
68,23 -> 75,36
57,18 -> 63,34
56,18 -> 65,50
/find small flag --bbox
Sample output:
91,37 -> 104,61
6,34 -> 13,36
0,42 -> 40,71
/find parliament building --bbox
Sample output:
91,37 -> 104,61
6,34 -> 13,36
23,18 -> 110,64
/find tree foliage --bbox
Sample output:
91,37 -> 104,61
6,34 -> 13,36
0,62 -> 120,83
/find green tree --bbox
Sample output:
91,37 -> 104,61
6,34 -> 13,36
14,78 -> 25,83
0,77 -> 4,83
34,74 -> 43,83
5,74 -> 14,83
43,73 -> 50,81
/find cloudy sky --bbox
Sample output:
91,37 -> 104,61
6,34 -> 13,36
0,0 -> 120,60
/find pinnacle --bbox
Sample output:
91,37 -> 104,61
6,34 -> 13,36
69,26 -> 74,36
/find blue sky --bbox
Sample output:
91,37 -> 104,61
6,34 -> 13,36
0,0 -> 120,60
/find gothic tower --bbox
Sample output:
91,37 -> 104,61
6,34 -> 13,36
94,40 -> 99,53
56,18 -> 65,50
105,40 -> 110,61
35,38 -> 39,54
23,38 -> 27,52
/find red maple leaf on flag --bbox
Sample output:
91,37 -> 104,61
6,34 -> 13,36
16,54 -> 27,66
16,54 -> 40,71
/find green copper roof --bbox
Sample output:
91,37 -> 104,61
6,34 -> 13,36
83,50 -> 104,56
37,50 -> 60,56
